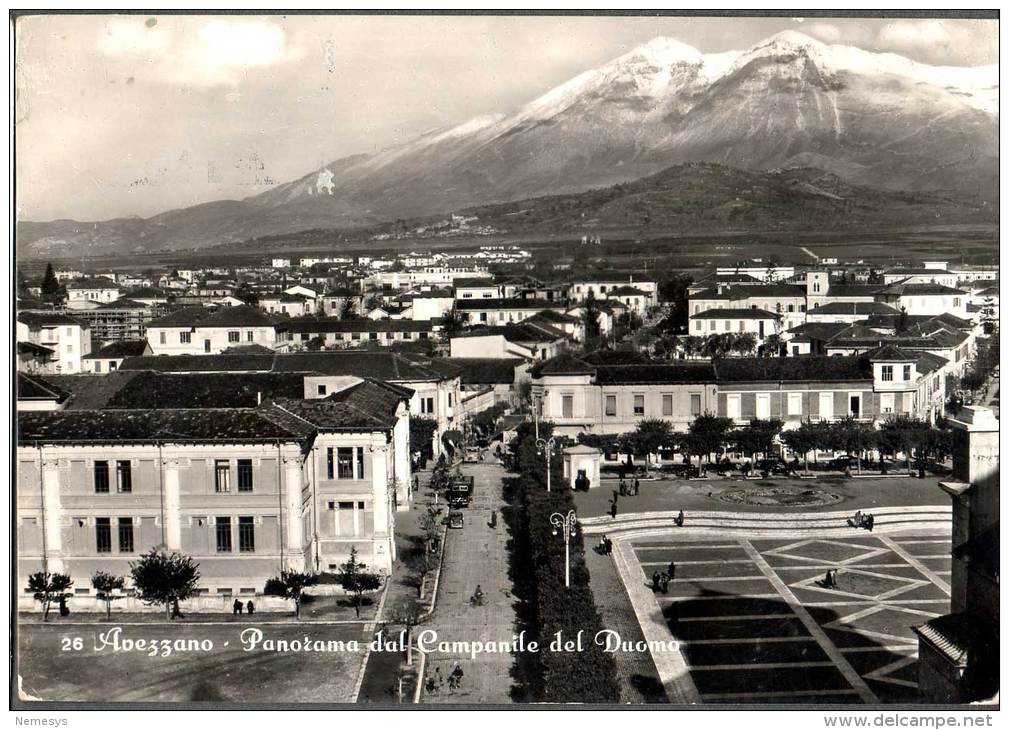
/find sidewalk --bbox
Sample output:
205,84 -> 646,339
419,462 -> 517,704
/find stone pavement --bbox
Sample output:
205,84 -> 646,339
419,461 -> 517,704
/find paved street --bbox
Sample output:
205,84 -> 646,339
420,462 -> 517,704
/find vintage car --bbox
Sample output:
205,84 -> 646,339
447,511 -> 464,529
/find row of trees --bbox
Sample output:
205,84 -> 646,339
576,414 -> 953,476
504,421 -> 621,702
29,546 -> 383,621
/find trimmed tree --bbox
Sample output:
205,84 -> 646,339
90,571 -> 126,620
129,548 -> 201,620
386,597 -> 425,666
631,418 -> 673,475
733,418 -> 783,461
405,549 -> 437,598
264,570 -> 318,618
409,416 -> 439,461
686,413 -> 734,473
337,547 -> 383,618
780,421 -> 817,475
27,572 -> 73,621
40,263 -> 62,304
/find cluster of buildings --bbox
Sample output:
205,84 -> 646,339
14,248 -> 998,612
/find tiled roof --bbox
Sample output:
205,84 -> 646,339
120,354 -> 277,372
453,277 -> 497,288
269,379 -> 406,430
148,304 -> 279,328
714,356 -> 872,383
104,372 -> 308,408
45,372 -> 145,409
691,307 -> 780,320
595,363 -> 716,385
809,302 -> 900,316
866,345 -> 919,362
823,284 -> 881,297
455,298 -> 567,311
17,407 -> 312,445
442,358 -> 522,385
278,318 -> 435,333
66,277 -> 118,290
454,321 -> 568,343
17,341 -> 55,357
84,340 -> 150,359
526,310 -> 580,325
17,311 -> 86,328
17,373 -> 71,402
94,298 -> 151,310
125,287 -> 167,298
581,350 -> 652,366
877,282 -> 968,296
530,353 -> 596,377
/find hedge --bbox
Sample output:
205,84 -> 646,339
505,423 -> 620,703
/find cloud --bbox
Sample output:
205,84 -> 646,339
802,23 -> 843,44
98,17 -> 302,86
876,20 -> 995,65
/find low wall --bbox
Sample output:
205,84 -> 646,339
18,593 -> 295,614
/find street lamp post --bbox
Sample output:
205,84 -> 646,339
535,436 -> 556,492
550,509 -> 578,588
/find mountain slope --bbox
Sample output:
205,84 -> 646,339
17,31 -> 998,258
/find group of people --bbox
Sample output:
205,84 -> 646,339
651,561 -> 677,594
232,599 -> 255,615
426,663 -> 465,694
597,535 -> 614,555
618,477 -> 641,497
847,510 -> 875,531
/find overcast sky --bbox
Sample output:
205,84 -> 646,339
15,14 -> 998,222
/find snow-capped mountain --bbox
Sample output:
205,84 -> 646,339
18,31 -> 998,255
251,30 -> 997,217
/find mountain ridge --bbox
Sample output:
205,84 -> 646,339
17,31 -> 998,259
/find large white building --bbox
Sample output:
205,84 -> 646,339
17,312 -> 92,374
146,305 -> 280,355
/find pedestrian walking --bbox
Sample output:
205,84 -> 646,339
246,600 -> 255,615
866,513 -> 875,531
233,599 -> 243,615
634,477 -> 640,495
613,487 -> 620,503
610,501 -> 618,519
605,537 -> 613,555
435,666 -> 444,689
451,664 -> 464,689
660,573 -> 669,594
652,571 -> 661,592
667,561 -> 676,581
489,510 -> 498,528
618,464 -> 626,482
675,509 -> 684,527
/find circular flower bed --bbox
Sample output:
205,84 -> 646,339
717,485 -> 843,507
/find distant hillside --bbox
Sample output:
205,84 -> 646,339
448,162 -> 995,234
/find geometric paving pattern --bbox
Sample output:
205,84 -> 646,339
627,533 -> 951,704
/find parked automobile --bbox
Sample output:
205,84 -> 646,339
448,495 -> 470,509
755,458 -> 791,475
828,454 -> 860,471
463,447 -> 483,463
447,511 -> 464,529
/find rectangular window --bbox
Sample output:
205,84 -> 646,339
327,448 -> 334,479
787,393 -> 803,416
215,460 -> 231,493
604,395 -> 617,417
160,331 -> 167,345
726,394 -> 741,420
94,461 -> 110,493
849,395 -> 861,417
356,447 -> 365,480
238,516 -> 255,553
237,459 -> 253,492
94,361 -> 102,373
903,365 -> 912,380
116,461 -> 132,493
756,393 -> 771,419
421,397 -> 435,414
337,448 -> 354,479
819,392 -> 834,421
109,361 -> 117,371
180,331 -> 191,344
369,332 -> 379,340
633,395 -> 645,415
880,392 -> 895,414
96,518 -> 112,553
216,517 -> 232,552
228,331 -> 240,343
118,517 -> 134,553
881,365 -> 894,382
690,394 -> 702,417
247,331 -> 254,342
317,384 -> 327,396
662,394 -> 674,417
204,340 -> 211,353
561,395 -> 573,418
